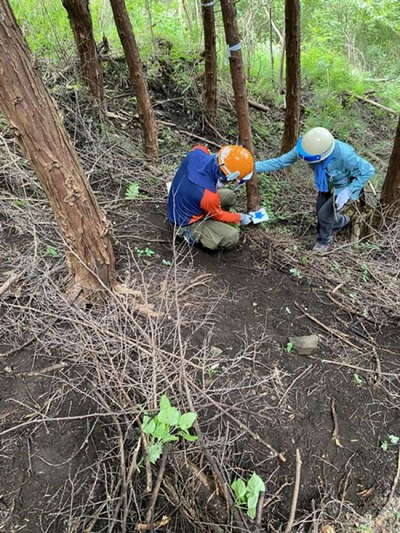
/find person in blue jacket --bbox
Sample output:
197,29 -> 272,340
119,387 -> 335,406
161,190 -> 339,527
255,127 -> 375,252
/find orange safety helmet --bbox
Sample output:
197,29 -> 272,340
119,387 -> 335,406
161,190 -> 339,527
217,145 -> 254,184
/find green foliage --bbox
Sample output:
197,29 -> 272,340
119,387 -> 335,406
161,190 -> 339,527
135,247 -> 154,258
125,182 -> 140,200
231,472 -> 265,519
45,245 -> 59,257
142,394 -> 197,464
286,341 -> 294,353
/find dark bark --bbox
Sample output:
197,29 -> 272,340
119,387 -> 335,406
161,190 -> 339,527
0,0 -> 116,291
62,0 -> 105,108
281,0 -> 301,154
220,0 -> 260,211
381,116 -> 400,216
201,1 -> 218,124
110,0 -> 159,160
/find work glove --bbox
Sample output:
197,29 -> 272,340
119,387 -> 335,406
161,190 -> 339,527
335,187 -> 351,211
239,213 -> 252,226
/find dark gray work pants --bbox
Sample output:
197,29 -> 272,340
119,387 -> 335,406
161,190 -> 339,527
316,192 -> 349,245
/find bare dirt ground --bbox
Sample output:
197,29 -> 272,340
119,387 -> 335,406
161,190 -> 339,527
1,63 -> 400,532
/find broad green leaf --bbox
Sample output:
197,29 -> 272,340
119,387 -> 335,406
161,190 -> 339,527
231,478 -> 247,502
161,434 -> 179,443
148,443 -> 163,464
247,494 -> 259,519
179,430 -> 198,442
381,440 -> 389,451
247,473 -> 265,494
142,416 -> 156,435
159,394 -> 171,410
158,406 -> 180,426
389,435 -> 399,445
153,421 -> 170,440
178,412 -> 197,430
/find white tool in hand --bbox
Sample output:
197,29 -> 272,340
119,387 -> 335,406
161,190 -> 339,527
249,208 -> 269,224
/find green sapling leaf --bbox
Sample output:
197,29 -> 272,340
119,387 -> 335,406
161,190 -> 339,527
148,443 -> 163,464
158,406 -> 180,426
247,472 -> 265,494
142,416 -> 156,435
389,435 -> 399,445
159,394 -> 171,410
246,493 -> 259,519
231,478 -> 247,503
179,430 -> 198,442
381,440 -> 389,451
178,412 -> 197,430
153,421 -> 170,440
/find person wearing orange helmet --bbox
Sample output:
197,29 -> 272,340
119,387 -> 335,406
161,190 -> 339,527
167,144 -> 254,250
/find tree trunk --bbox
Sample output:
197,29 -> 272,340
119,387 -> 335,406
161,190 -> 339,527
0,0 -> 115,291
201,0 -> 218,124
62,0 -> 105,108
281,0 -> 301,154
220,0 -> 260,212
109,0 -> 159,160
380,116 -> 400,217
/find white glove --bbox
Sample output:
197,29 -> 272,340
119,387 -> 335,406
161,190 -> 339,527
335,187 -> 351,210
239,213 -> 252,226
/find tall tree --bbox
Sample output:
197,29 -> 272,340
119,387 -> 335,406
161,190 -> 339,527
380,116 -> 400,217
0,0 -> 115,291
110,0 -> 159,160
201,0 -> 218,124
62,0 -> 105,109
220,0 -> 260,212
281,0 -> 301,154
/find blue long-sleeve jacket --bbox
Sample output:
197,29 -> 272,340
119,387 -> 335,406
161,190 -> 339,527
255,140 -> 375,199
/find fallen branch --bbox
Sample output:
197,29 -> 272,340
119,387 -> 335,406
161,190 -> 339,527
135,516 -> 170,531
255,490 -> 266,533
191,380 -> 286,462
330,397 -> 343,448
16,362 -> 68,377
144,445 -> 170,525
0,271 -> 19,297
351,93 -> 398,115
296,303 -> 362,352
284,449 -> 302,533
248,99 -> 270,113
320,359 -> 398,377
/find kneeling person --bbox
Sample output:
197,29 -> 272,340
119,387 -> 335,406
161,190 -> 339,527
167,145 -> 253,250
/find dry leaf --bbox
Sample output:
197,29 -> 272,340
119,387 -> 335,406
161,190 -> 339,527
321,526 -> 336,533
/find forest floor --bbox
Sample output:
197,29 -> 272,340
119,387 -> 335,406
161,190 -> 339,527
0,59 -> 400,533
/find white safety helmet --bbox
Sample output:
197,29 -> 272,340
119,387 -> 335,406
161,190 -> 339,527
296,127 -> 335,163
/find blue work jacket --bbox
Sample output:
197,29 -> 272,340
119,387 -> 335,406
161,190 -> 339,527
255,140 -> 375,199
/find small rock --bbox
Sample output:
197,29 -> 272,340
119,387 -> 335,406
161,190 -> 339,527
210,346 -> 223,358
288,334 -> 319,356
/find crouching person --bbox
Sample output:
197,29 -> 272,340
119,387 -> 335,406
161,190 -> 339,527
255,127 -> 375,253
167,144 -> 254,250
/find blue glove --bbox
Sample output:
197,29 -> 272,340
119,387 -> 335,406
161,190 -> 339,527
239,213 -> 252,226
335,187 -> 351,210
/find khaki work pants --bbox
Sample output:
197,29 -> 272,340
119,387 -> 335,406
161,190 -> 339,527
177,189 -> 240,250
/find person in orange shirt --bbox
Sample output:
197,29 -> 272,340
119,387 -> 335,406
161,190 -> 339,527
167,145 -> 254,250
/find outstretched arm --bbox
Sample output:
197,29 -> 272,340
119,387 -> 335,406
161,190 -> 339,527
346,150 -> 375,199
255,147 -> 299,173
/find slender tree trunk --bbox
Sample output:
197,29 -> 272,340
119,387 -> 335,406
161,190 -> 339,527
201,0 -> 218,124
220,0 -> 260,211
380,116 -> 400,216
281,0 -> 301,154
109,0 -> 159,160
62,0 -> 105,109
0,0 -> 115,291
